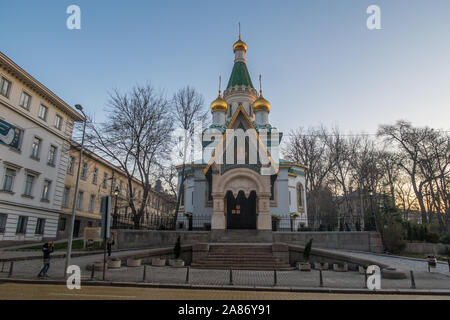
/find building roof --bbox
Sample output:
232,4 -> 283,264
226,61 -> 254,89
0,51 -> 85,122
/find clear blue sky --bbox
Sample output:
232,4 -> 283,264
1,0 -> 449,134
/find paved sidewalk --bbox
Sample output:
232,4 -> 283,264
337,250 -> 450,275
1,251 -> 449,291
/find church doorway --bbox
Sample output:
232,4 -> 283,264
226,190 -> 257,229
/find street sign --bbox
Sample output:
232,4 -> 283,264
100,196 -> 111,240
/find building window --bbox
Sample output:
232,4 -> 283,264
41,180 -> 51,201
81,162 -> 88,180
76,191 -> 84,210
35,218 -> 45,235
102,173 -> 108,189
38,104 -> 48,121
297,183 -> 304,211
23,174 -> 35,197
0,214 -> 7,233
58,217 -> 66,231
180,184 -> 185,206
16,216 -> 28,234
111,177 -> 117,191
68,156 -> 75,174
89,194 -> 95,212
30,137 -> 41,159
62,186 -> 70,208
92,168 -> 98,184
47,145 -> 57,166
119,180 -> 123,193
2,168 -> 16,192
19,92 -> 31,110
54,114 -> 62,130
0,77 -> 11,98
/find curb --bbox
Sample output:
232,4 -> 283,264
1,277 -> 449,296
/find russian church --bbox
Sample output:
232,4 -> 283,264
177,32 -> 308,232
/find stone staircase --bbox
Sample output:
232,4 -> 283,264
191,244 -> 293,270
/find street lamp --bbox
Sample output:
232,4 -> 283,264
64,104 -> 87,278
112,186 -> 120,228
368,190 -> 377,232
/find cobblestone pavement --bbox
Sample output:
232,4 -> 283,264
337,250 -> 450,275
1,283 -> 450,300
1,251 -> 449,290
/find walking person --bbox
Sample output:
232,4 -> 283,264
107,237 -> 115,257
37,241 -> 54,278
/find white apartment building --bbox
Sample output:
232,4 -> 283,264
0,51 -> 84,242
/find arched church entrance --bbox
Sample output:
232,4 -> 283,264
226,190 -> 257,229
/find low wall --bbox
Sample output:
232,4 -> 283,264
274,231 -> 383,253
403,242 -> 449,255
116,230 -> 383,253
116,230 -> 210,250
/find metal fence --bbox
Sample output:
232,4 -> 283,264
271,215 -> 309,232
112,214 -> 311,232
111,213 -> 212,231
112,213 -> 176,230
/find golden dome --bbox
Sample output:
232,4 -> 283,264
233,39 -> 247,52
210,93 -> 228,113
253,93 -> 270,113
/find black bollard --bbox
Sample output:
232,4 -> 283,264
273,270 -> 277,286
8,261 -> 14,278
319,269 -> 323,287
229,268 -> 233,285
90,264 -> 95,280
185,266 -> 190,284
410,270 -> 416,289
364,270 -> 368,289
142,265 -> 147,282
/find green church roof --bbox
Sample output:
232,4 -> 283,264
226,61 -> 254,89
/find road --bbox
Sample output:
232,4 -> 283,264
0,283 -> 449,300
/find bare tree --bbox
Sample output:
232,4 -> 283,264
378,120 -> 438,224
85,84 -> 174,228
283,126 -> 334,228
172,86 -> 209,226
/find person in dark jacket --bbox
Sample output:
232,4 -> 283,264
37,241 -> 54,278
107,237 -> 115,257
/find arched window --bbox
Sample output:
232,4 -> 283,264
297,183 -> 304,212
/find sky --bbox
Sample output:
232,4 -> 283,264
1,0 -> 450,135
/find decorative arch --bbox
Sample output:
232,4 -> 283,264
214,168 -> 269,198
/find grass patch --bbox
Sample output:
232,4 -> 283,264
15,240 -> 104,251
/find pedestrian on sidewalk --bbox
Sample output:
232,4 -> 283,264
107,237 -> 115,257
37,241 -> 54,278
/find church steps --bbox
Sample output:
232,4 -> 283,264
191,243 -> 293,270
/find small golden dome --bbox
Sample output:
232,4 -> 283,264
253,93 -> 270,113
233,39 -> 247,52
210,93 -> 228,113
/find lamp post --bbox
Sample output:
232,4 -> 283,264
368,190 -> 377,232
113,186 -> 120,228
64,104 -> 86,278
